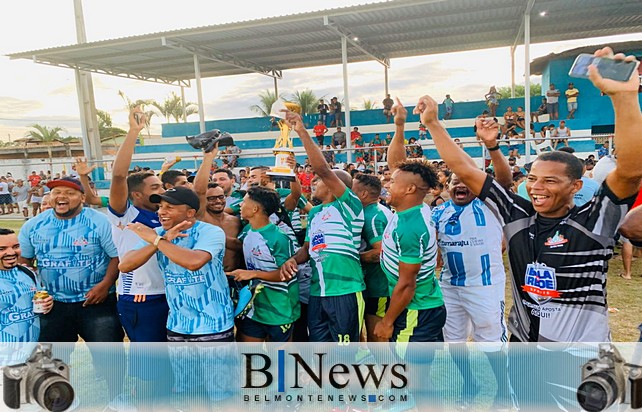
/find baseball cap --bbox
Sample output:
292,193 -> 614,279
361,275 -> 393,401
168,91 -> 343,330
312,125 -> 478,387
187,172 -> 197,183
150,186 -> 200,210
47,177 -> 84,193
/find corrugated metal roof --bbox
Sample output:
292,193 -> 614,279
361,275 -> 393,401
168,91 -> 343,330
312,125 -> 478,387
7,0 -> 642,85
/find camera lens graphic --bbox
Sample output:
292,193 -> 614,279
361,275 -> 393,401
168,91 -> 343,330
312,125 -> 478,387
32,372 -> 75,412
577,371 -> 619,412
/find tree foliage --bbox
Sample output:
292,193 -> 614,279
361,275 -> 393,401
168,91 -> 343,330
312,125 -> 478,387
496,84 -> 542,98
290,89 -> 320,115
151,92 -> 199,123
118,90 -> 156,137
362,99 -> 378,110
250,90 -> 284,117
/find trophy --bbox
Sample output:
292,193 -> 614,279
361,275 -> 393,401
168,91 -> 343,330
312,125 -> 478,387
267,100 -> 300,182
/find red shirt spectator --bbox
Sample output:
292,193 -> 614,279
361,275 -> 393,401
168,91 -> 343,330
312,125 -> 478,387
633,188 -> 642,209
351,127 -> 362,142
27,172 -> 41,187
313,123 -> 328,137
298,166 -> 314,195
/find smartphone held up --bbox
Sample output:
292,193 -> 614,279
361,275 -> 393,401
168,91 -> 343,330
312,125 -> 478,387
569,53 -> 639,82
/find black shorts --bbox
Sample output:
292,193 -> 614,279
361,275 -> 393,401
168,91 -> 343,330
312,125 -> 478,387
308,292 -> 364,343
364,296 -> 389,318
390,304 -> 446,361
238,317 -> 293,342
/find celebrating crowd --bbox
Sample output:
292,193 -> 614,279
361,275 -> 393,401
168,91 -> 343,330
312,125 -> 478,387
1,47 -> 641,411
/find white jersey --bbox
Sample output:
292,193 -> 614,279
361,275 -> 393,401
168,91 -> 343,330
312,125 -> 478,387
431,198 -> 506,287
106,203 -> 166,296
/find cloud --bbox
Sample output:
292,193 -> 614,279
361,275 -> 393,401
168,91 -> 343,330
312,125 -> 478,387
0,96 -> 43,117
48,84 -> 75,96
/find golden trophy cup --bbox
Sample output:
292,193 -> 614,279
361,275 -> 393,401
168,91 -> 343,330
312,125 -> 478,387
268,100 -> 300,182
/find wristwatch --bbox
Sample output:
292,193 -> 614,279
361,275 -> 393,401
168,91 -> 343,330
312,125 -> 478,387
153,235 -> 166,247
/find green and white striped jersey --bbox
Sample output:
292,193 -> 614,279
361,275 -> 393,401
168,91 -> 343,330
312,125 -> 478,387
361,202 -> 393,298
275,188 -> 308,231
239,223 -> 300,325
381,204 -> 443,310
226,190 -> 245,215
305,188 -> 365,297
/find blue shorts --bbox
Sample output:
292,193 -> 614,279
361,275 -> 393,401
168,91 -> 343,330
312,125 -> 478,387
567,102 -> 577,111
308,292 -> 364,343
238,317 -> 293,342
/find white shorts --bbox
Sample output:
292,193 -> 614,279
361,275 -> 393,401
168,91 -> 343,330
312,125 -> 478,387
17,200 -> 28,210
442,282 -> 507,351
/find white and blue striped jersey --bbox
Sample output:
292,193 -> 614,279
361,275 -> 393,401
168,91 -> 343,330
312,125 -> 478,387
19,208 -> 119,303
135,221 -> 234,335
0,267 -> 39,342
431,198 -> 506,287
107,203 -> 165,297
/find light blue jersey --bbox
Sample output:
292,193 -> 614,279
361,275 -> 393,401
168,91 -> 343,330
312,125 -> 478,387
19,209 -> 119,303
136,221 -> 234,335
0,268 -> 39,342
431,199 -> 505,287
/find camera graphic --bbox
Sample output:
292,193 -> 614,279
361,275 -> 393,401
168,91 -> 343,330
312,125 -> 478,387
577,343 -> 642,412
3,343 -> 74,411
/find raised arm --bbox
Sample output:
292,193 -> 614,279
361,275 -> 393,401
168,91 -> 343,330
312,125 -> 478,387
476,119 -> 512,190
74,158 -> 102,206
283,111 -> 346,199
194,147 -> 218,218
386,98 -> 407,171
591,48 -> 642,199
415,96 -> 488,195
110,107 -> 145,214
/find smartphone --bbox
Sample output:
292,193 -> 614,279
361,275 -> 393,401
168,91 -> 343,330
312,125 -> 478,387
569,53 -> 638,82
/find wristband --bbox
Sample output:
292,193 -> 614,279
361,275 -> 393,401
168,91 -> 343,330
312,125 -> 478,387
487,143 -> 501,152
153,235 -> 166,247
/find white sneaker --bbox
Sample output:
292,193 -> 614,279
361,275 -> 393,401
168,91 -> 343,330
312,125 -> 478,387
103,393 -> 137,412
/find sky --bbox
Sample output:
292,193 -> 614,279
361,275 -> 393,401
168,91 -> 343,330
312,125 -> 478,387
1,0 -> 640,141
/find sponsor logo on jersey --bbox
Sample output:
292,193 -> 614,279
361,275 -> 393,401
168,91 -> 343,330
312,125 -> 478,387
544,231 -> 568,248
251,246 -> 262,257
523,265 -> 561,304
73,237 -> 89,246
311,232 -> 327,252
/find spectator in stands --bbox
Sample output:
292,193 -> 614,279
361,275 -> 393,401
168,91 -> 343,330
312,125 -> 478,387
407,137 -> 423,159
418,122 -> 427,139
530,97 -> 548,122
507,129 -> 522,159
565,82 -> 580,119
554,120 -> 571,149
598,140 -> 610,159
298,164 -> 314,200
333,97 -> 343,127
503,106 -> 517,132
323,145 -> 335,166
484,86 -> 501,117
331,127 -> 347,150
370,133 -> 384,162
454,138 -> 464,150
226,143 -> 241,168
546,83 -> 561,120
515,106 -> 526,129
313,120 -> 328,147
328,98 -> 336,127
317,99 -> 329,125
382,93 -> 394,122
350,127 -> 362,144
443,94 -> 454,119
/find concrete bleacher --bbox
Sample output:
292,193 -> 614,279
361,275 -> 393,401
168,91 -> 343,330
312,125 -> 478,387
128,95 -> 599,171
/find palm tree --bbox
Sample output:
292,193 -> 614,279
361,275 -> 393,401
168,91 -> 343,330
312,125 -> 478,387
118,90 -> 156,137
24,124 -> 65,159
151,92 -> 199,123
96,110 -> 127,147
250,90 -> 284,117
290,89 -> 319,115
362,99 -> 378,110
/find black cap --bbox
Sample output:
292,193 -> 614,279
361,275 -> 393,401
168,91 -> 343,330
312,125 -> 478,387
47,177 -> 84,193
150,187 -> 200,210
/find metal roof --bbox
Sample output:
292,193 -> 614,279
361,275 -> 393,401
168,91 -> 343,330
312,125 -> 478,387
7,0 -> 642,86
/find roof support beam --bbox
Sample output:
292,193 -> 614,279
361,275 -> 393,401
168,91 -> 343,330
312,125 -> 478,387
323,17 -> 390,68
162,37 -> 282,79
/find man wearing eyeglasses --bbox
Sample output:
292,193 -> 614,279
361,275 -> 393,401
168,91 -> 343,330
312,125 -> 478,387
193,149 -> 242,272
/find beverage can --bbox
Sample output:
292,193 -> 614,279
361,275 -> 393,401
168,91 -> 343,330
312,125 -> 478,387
33,291 -> 49,314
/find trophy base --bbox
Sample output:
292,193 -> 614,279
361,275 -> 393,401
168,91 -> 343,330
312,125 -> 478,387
267,170 -> 296,182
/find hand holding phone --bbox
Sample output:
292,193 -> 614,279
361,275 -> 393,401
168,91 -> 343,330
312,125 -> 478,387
134,112 -> 143,126
569,53 -> 638,82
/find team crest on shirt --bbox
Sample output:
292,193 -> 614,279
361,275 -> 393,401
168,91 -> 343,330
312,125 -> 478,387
311,231 -> 327,251
321,211 -> 332,221
251,246 -> 262,257
523,263 -> 561,304
544,231 -> 568,248
73,237 -> 89,246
